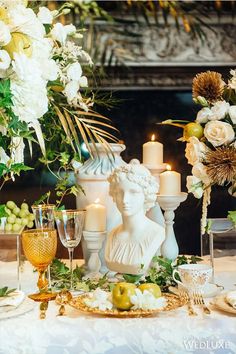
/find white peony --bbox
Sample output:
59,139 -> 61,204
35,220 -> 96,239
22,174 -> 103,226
32,38 -> 53,61
208,101 -> 229,121
185,136 -> 207,166
0,21 -> 11,46
8,5 -> 45,39
186,175 -> 204,199
204,121 -> 235,147
196,107 -> 212,124
12,53 -> 42,82
0,50 -> 11,71
63,80 -> 79,103
37,7 -> 53,24
51,23 -> 76,45
130,289 -> 167,310
229,106 -> 236,124
192,163 -> 211,185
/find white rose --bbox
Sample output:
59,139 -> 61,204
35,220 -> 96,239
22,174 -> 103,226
67,63 -> 82,81
204,121 -> 235,147
185,136 -> 207,166
63,81 -> 79,103
0,21 -> 11,46
51,23 -> 76,45
208,101 -> 229,121
196,107 -> 212,124
12,53 -> 42,81
37,7 -> 53,24
0,50 -> 11,70
186,175 -> 204,199
229,106 -> 236,124
192,162 -> 211,185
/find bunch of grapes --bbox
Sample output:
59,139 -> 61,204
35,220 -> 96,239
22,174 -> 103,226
5,201 -> 35,232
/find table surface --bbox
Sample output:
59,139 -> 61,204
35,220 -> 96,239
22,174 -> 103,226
0,257 -> 236,354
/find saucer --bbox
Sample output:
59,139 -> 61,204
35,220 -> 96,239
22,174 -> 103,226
170,283 -> 223,298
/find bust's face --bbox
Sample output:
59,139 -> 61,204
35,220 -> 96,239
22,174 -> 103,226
114,178 -> 145,216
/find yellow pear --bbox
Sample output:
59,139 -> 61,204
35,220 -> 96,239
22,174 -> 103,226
3,32 -> 32,59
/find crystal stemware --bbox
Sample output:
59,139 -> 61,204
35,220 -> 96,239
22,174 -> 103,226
54,210 -> 85,290
22,228 -> 57,302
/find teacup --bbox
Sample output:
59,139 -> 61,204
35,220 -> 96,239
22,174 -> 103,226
172,264 -> 213,291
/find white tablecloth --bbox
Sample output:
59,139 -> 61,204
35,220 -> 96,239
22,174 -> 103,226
0,257 -> 236,354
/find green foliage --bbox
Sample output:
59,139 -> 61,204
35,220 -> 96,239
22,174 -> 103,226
228,211 -> 236,227
142,255 -> 202,292
122,273 -> 143,284
0,204 -> 8,218
0,79 -> 12,108
0,163 -> 32,178
0,286 -> 16,297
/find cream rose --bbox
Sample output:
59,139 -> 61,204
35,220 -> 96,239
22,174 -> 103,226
0,21 -> 11,46
196,107 -> 212,124
204,121 -> 235,147
229,106 -> 236,124
186,175 -> 204,199
185,137 -> 207,166
208,101 -> 229,121
192,163 -> 211,185
0,50 -> 11,70
229,69 -> 236,91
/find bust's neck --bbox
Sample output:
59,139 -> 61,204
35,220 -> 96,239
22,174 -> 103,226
121,209 -> 146,234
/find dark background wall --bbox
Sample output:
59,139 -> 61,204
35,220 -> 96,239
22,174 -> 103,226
1,89 -> 235,258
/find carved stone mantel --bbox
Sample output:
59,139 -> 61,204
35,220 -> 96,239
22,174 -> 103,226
86,16 -> 236,89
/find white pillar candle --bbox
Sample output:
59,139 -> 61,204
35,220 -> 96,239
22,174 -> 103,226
159,166 -> 181,195
84,199 -> 106,232
143,134 -> 163,166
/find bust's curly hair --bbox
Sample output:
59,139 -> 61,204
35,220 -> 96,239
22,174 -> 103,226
108,160 -> 158,211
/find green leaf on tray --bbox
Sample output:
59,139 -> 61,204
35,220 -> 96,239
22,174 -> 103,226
0,287 -> 16,297
0,204 -> 8,218
228,211 -> 236,226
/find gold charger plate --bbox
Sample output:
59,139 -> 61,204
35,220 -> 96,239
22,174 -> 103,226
69,293 -> 186,318
212,295 -> 236,315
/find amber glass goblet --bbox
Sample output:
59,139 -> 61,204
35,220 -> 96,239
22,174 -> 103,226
22,228 -> 57,302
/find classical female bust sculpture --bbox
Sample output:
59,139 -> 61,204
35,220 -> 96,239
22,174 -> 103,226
105,160 -> 165,275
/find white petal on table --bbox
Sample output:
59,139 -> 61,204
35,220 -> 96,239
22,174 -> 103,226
0,290 -> 25,308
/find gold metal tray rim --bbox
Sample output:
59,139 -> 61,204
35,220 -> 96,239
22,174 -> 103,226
69,293 -> 186,318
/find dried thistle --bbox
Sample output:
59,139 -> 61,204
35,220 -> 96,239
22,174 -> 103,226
192,71 -> 225,103
205,146 -> 236,185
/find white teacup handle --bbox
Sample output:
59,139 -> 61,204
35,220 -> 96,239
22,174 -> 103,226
172,269 -> 183,287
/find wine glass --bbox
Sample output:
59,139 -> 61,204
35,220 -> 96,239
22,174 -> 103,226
32,204 -> 56,288
21,228 -> 57,302
54,210 -> 85,290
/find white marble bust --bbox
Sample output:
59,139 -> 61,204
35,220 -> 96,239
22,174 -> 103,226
105,161 -> 165,275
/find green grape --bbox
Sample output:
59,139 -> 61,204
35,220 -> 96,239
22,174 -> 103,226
21,218 -> 28,226
27,221 -> 34,228
6,201 -> 16,210
19,210 -> 27,218
24,210 -> 30,216
28,213 -> 35,221
5,208 -> 11,216
12,207 -> 20,216
15,217 -> 21,224
7,215 -> 16,224
12,223 -> 21,232
21,203 -> 29,210
5,223 -> 12,232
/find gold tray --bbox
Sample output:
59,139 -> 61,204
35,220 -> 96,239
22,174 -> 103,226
212,295 -> 236,315
69,293 -> 186,318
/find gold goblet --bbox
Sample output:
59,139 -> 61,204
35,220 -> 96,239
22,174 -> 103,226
22,228 -> 57,318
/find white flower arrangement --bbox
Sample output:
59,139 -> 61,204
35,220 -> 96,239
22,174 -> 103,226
0,0 -> 117,189
162,70 -> 236,234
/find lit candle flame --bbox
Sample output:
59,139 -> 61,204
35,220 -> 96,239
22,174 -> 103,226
151,134 -> 155,141
166,164 -> 171,171
94,198 -> 100,204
